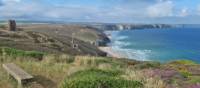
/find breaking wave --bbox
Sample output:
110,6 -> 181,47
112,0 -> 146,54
109,31 -> 152,61
117,36 -> 129,40
111,45 -> 152,61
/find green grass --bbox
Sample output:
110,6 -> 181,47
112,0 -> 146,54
0,47 -> 45,59
180,71 -> 192,78
60,69 -> 143,88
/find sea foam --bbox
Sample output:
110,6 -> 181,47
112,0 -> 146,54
110,32 -> 152,61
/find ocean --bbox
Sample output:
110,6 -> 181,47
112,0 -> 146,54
107,28 -> 200,63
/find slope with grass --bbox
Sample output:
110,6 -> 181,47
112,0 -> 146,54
0,24 -> 108,56
0,48 -> 199,88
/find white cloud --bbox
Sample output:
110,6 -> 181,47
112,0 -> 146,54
2,0 -> 21,4
0,1 -> 43,18
198,5 -> 200,15
147,1 -> 174,17
179,8 -> 188,17
0,0 -> 199,23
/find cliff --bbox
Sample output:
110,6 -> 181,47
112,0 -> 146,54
87,24 -> 173,31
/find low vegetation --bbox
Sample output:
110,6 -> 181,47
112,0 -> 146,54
0,47 -> 45,59
0,47 -> 199,88
60,69 -> 143,88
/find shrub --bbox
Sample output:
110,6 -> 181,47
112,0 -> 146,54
180,71 -> 192,78
60,69 -> 143,88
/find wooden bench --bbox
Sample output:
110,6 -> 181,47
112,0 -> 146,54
2,63 -> 33,87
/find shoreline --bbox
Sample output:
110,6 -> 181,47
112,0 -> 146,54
99,31 -> 125,58
99,46 -> 124,58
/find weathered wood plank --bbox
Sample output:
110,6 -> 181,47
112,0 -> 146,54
2,63 -> 33,84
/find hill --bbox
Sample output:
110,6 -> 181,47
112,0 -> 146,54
0,24 -> 109,56
0,23 -> 199,88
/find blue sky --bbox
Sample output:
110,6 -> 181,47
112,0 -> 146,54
0,0 -> 200,24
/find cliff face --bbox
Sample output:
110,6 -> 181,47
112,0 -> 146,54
88,24 -> 173,31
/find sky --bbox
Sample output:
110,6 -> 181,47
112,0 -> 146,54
0,0 -> 200,24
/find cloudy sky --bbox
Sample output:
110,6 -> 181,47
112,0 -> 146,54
0,0 -> 200,24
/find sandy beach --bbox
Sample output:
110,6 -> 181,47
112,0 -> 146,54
99,47 -> 124,58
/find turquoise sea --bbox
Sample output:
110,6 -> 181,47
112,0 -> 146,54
108,28 -> 200,63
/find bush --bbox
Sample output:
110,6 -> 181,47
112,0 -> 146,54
60,69 -> 143,88
180,71 -> 192,78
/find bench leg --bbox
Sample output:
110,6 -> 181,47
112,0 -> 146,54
6,72 -> 10,80
17,80 -> 23,88
6,74 -> 23,88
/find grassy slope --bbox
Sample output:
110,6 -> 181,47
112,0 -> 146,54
0,48 -> 199,88
18,24 -> 102,42
0,24 -> 106,56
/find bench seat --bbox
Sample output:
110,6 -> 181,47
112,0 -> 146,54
3,63 -> 33,84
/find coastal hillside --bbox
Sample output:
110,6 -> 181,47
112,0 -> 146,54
0,24 -> 108,56
0,22 -> 199,88
0,0 -> 199,88
18,24 -> 109,43
0,23 -> 200,88
0,48 -> 199,88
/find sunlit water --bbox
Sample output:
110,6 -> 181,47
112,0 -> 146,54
108,28 -> 200,63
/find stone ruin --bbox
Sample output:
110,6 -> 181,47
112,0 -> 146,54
71,33 -> 79,49
8,20 -> 16,31
71,38 -> 79,49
